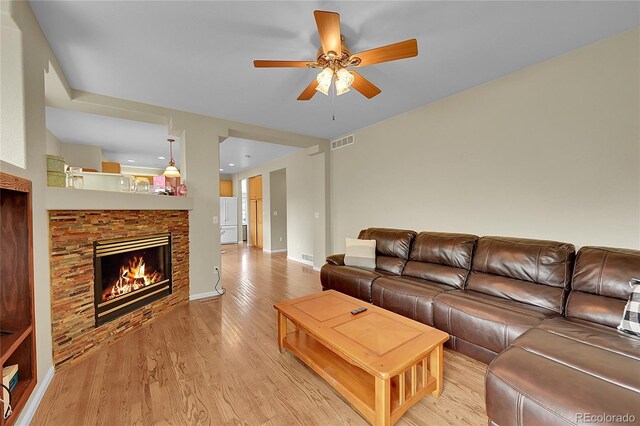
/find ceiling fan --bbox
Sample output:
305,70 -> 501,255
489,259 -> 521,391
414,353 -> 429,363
254,10 -> 418,101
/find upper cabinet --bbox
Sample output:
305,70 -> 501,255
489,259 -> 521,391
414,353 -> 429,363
220,180 -> 233,197
248,175 -> 262,200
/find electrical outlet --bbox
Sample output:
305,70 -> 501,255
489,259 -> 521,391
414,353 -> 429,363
213,216 -> 219,224
279,237 -> 283,242
273,210 -> 278,216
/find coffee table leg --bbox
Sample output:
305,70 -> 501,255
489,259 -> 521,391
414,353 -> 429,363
430,344 -> 444,396
277,311 -> 287,353
374,376 -> 390,426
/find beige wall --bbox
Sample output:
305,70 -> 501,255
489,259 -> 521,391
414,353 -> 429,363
235,146 -> 328,266
120,165 -> 164,176
269,168 -> 287,251
59,141 -> 104,170
46,130 -> 107,170
331,29 -> 640,252
45,129 -> 61,156
0,11 -> 26,168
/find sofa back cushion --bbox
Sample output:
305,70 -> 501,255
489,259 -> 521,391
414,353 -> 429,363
566,246 -> 640,328
358,228 -> 416,275
467,236 -> 575,313
402,232 -> 478,289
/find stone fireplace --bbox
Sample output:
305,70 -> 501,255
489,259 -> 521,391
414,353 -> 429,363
94,234 -> 172,326
49,209 -> 189,369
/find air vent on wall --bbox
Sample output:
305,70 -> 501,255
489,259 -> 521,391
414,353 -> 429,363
301,253 -> 314,263
331,134 -> 355,150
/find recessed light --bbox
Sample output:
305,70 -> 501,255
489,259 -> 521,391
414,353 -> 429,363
229,163 -> 235,167
219,168 -> 224,172
157,156 -> 165,160
127,160 -> 135,163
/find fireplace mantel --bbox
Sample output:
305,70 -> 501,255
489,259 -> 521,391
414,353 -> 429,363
45,187 -> 193,211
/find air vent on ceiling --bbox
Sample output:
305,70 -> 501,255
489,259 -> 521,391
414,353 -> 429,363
301,253 -> 314,263
331,134 -> 355,150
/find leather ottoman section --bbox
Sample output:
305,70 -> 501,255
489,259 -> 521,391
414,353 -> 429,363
320,263 -> 383,302
510,327 -> 640,392
371,276 -> 453,326
433,290 -> 558,356
486,332 -> 640,425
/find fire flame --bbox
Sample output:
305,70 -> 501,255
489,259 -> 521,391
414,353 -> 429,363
104,256 -> 163,301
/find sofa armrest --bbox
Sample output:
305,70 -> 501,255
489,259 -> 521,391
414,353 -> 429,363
326,254 -> 345,266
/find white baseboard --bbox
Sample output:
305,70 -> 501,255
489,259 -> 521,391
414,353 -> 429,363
16,366 -> 55,426
263,248 -> 287,253
313,266 -> 321,272
189,291 -> 224,300
287,256 -> 314,267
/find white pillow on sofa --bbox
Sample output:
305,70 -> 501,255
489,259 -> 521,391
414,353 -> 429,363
344,238 -> 376,270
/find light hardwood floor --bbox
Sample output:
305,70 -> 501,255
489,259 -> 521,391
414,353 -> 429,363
32,244 -> 487,425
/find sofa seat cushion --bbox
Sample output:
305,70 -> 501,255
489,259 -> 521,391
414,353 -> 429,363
371,276 -> 454,326
537,317 -> 640,361
433,290 -> 559,355
320,263 -> 390,302
486,319 -> 640,425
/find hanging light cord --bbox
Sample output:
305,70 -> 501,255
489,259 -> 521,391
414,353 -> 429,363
332,75 -> 336,121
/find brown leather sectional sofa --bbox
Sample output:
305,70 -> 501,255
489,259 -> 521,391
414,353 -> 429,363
320,228 -> 640,425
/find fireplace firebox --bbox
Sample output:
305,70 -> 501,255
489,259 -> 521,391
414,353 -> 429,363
94,234 -> 172,326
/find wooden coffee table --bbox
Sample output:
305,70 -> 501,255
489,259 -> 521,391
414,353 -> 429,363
274,290 -> 449,425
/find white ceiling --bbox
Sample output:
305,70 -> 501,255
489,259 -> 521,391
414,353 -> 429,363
46,107 -> 178,169
32,1 -> 639,139
219,138 -> 302,175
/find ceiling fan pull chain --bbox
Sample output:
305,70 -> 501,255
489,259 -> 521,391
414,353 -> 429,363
332,77 -> 336,121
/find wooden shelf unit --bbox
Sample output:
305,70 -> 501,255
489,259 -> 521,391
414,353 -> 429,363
0,173 -> 37,426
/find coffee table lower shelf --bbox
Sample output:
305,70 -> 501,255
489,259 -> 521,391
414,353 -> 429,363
283,330 -> 438,425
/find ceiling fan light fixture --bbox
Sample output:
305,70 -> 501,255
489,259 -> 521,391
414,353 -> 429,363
335,84 -> 350,96
335,68 -> 354,96
315,67 -> 333,95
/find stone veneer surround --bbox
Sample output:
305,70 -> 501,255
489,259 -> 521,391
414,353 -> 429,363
49,210 -> 189,369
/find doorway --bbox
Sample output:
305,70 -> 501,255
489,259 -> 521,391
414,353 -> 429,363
248,175 -> 263,248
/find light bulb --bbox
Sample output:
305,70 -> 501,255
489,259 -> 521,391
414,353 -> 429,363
334,68 -> 354,96
315,68 -> 333,96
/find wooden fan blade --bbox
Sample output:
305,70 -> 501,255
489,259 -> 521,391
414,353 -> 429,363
297,79 -> 319,101
350,71 -> 381,99
254,60 -> 312,68
351,39 -> 418,67
314,10 -> 341,57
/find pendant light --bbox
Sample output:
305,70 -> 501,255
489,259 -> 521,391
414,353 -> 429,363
163,138 -> 180,178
